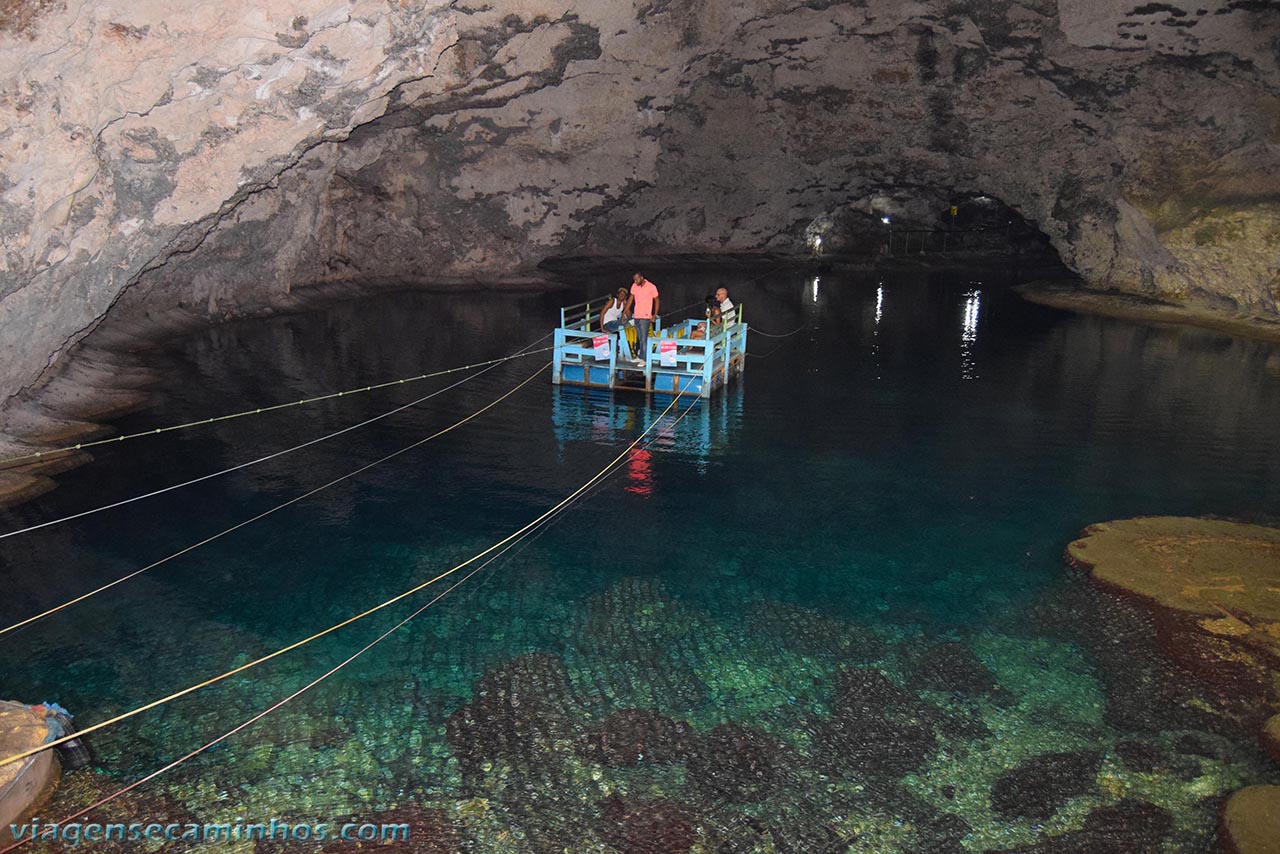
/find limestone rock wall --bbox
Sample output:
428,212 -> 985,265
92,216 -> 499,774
2,0 -> 1278,429
0,0 -> 460,419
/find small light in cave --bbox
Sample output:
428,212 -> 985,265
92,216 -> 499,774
811,276 -> 820,302
881,216 -> 891,224
807,234 -> 823,253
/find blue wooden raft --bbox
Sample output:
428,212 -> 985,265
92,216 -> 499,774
552,298 -> 747,398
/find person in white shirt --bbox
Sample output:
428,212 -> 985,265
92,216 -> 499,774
715,286 -> 736,325
600,288 -> 633,360
600,288 -> 629,333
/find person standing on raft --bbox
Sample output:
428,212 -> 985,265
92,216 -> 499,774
625,273 -> 660,366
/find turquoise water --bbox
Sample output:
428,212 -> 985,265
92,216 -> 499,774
2,268 -> 1279,851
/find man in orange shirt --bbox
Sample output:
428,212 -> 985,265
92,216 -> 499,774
625,273 -> 660,366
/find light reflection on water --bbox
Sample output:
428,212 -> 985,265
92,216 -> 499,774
961,288 -> 981,380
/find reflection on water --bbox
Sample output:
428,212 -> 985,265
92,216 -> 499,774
0,270 -> 1278,851
961,288 -> 981,381
625,448 -> 653,496
552,386 -> 744,475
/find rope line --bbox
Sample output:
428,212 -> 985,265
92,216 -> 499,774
0,361 -> 496,541
0,345 -> 554,470
0,375 -> 696,768
0,385 -> 705,853
0,362 -> 547,642
748,323 -> 808,338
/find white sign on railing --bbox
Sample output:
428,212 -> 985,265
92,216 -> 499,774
593,335 -> 610,361
659,339 -> 677,367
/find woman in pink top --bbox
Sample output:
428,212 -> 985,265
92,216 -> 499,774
625,273 -> 660,366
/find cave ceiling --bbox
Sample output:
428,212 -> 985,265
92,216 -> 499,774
0,0 -> 1277,416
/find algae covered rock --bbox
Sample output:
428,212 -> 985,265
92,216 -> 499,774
744,601 -> 886,661
576,577 -> 710,709
1068,516 -> 1280,750
0,703 -> 54,815
35,770 -> 198,854
1221,785 -> 1280,854
1071,799 -> 1174,853
818,711 -> 938,777
1066,517 -> 1280,661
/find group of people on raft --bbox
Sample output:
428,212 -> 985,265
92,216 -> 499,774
599,273 -> 737,366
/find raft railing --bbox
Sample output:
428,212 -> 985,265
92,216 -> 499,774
553,297 -> 745,397
559,298 -> 596,331
640,318 -> 747,397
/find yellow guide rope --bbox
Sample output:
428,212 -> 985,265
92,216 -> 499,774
0,346 -> 554,470
0,381 -> 703,852
0,373 -> 697,769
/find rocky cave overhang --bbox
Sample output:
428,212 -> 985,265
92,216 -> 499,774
0,0 -> 1277,435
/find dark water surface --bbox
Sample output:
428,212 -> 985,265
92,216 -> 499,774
2,267 -> 1279,851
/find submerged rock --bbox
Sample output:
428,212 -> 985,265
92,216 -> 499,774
1068,516 -> 1280,758
753,809 -> 860,854
854,778 -> 971,853
686,723 -> 786,804
905,639 -> 1000,697
598,794 -> 699,854
1221,786 -> 1280,854
1114,739 -> 1201,780
577,577 -> 710,709
986,798 -> 1173,853
1176,732 -> 1236,763
445,652 -> 586,792
1020,580 -> 1220,735
819,711 -> 938,777
32,770 -> 198,854
1262,715 -> 1280,765
813,667 -> 985,778
1076,800 -> 1174,852
744,602 -> 886,662
989,750 -> 1104,820
578,708 -> 694,767
835,667 -> 920,715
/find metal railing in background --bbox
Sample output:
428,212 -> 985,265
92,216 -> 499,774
885,225 -> 1017,256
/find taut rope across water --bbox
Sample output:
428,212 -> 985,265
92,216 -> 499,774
0,382 -> 704,852
0,346 -> 554,470
0,359 -> 549,641
0,377 -> 699,770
